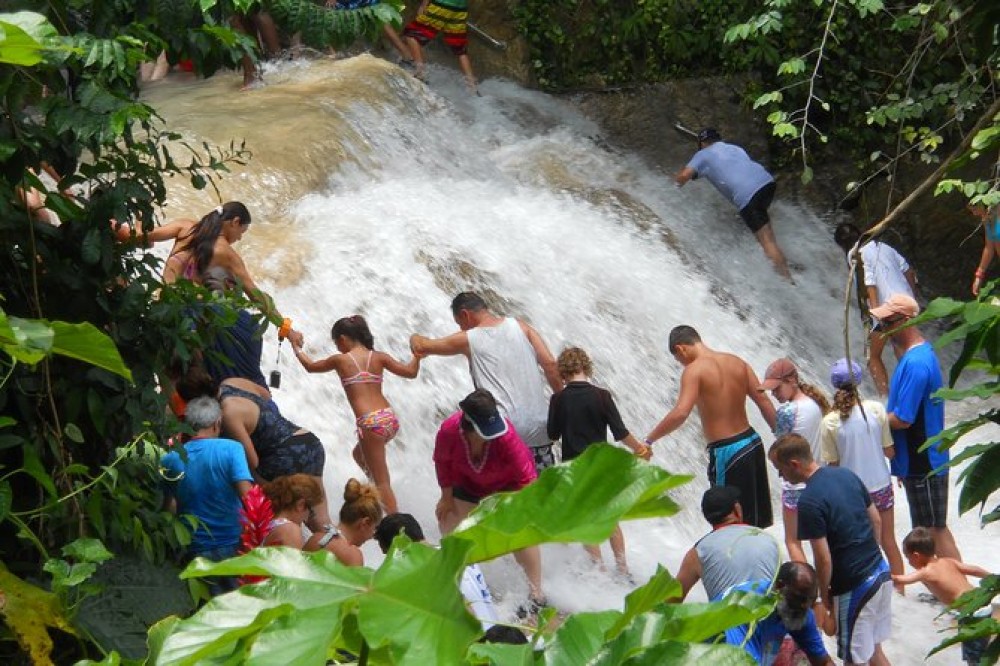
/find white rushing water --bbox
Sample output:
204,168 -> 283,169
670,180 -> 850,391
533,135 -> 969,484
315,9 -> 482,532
141,56 -> 998,664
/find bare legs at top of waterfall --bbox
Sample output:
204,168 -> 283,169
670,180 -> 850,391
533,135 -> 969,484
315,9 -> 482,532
403,0 -> 479,94
290,314 -> 422,514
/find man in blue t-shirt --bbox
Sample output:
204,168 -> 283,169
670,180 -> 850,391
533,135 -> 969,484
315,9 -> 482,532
161,396 -> 253,595
770,434 -> 892,665
723,561 -> 831,665
674,127 -> 791,279
873,294 -> 961,562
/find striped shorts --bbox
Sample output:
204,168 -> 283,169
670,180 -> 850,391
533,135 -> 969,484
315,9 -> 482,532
835,559 -> 893,663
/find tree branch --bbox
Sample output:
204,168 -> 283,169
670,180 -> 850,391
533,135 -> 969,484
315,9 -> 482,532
860,96 -> 1000,243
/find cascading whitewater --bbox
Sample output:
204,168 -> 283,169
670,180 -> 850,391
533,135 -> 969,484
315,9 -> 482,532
139,55 -> 997,662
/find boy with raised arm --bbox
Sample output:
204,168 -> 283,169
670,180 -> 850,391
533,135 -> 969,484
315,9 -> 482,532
893,527 -> 993,665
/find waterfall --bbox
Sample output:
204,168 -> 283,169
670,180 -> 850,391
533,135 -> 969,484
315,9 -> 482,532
141,56 -> 996,660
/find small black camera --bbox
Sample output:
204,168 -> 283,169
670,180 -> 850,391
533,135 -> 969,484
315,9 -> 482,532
269,370 -> 282,389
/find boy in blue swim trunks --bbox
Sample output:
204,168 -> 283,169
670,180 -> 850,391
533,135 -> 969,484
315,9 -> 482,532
645,325 -> 776,529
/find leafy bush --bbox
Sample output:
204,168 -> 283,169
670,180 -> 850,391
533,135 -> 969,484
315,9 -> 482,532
910,280 -> 1000,661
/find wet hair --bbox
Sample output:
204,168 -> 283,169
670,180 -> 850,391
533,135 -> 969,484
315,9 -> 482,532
184,396 -> 222,431
668,325 -> 701,353
479,625 -> 528,644
834,222 -> 861,253
331,315 -> 375,350
340,478 -> 383,525
770,433 -> 814,465
450,291 -> 487,316
374,513 -> 425,553
557,347 -> 592,379
458,388 -> 499,433
184,201 -> 251,276
264,474 -> 323,514
175,364 -> 218,402
902,527 -> 936,556
798,381 -> 831,415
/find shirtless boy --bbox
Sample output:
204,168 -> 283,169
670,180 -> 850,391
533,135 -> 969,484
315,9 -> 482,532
645,325 -> 777,528
893,527 -> 994,665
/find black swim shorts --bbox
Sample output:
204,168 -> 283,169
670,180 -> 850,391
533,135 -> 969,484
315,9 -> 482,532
902,473 -> 949,528
453,486 -> 483,504
257,431 -> 326,480
738,181 -> 777,233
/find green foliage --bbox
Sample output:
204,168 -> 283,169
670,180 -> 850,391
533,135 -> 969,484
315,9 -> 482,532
0,560 -> 78,666
121,448 -> 767,665
451,445 -> 690,564
264,0 -> 404,50
44,538 -> 114,612
911,280 -> 1000,657
0,7 -> 265,663
0,310 -> 130,378
725,0 -> 999,179
513,0 -> 765,90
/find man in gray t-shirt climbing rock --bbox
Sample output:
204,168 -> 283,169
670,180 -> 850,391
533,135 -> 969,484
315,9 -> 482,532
410,291 -> 563,470
675,128 -> 792,280
674,485 -> 780,601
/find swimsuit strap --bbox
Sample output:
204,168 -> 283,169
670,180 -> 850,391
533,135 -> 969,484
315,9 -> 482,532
341,351 -> 383,386
267,517 -> 293,532
219,383 -> 268,409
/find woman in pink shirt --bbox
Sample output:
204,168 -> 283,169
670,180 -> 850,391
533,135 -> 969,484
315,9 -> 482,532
433,389 -> 544,612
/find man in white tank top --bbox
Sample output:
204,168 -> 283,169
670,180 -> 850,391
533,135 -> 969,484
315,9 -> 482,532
410,292 -> 562,468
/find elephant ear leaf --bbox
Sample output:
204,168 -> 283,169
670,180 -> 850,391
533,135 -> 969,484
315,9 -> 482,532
445,445 -> 691,564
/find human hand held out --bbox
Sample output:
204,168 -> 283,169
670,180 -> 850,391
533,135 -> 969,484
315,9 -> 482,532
972,269 -> 985,296
814,601 -> 836,636
410,334 -> 428,356
625,435 -> 652,461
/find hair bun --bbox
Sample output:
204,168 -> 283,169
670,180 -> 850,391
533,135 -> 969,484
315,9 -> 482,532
343,478 -> 362,502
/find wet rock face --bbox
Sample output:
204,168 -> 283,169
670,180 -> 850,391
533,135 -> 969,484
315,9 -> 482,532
454,6 -> 983,299
567,81 -> 984,301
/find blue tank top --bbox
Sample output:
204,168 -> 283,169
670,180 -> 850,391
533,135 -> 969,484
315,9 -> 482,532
219,384 -> 299,455
987,213 -> 1000,242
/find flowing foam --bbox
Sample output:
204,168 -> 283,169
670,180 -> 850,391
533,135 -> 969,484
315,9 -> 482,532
142,56 -> 997,660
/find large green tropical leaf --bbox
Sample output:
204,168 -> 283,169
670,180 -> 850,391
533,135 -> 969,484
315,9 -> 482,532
618,641 -> 757,665
542,610 -> 621,666
0,11 -> 57,66
167,543 -> 481,666
357,538 -> 480,665
607,566 -> 683,636
446,445 -> 691,564
588,592 -> 774,665
0,313 -> 53,364
48,320 -> 132,380
957,443 -> 1000,514
0,312 -> 131,380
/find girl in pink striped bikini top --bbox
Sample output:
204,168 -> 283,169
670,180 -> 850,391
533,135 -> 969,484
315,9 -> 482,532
290,315 -> 423,515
